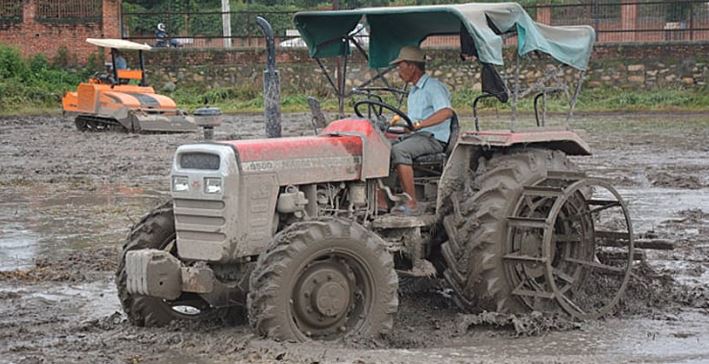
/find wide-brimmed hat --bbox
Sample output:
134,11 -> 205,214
390,46 -> 425,65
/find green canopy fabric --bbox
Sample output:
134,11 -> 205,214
293,3 -> 595,70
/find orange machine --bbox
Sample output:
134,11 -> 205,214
62,39 -> 196,133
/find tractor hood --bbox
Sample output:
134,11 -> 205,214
220,119 -> 391,185
102,89 -> 177,111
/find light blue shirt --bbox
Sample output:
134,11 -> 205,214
115,55 -> 127,70
408,73 -> 451,143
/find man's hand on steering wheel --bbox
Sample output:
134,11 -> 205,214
353,99 -> 414,131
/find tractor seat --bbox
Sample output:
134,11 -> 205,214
413,113 -> 460,165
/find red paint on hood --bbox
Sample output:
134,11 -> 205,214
220,119 -> 376,162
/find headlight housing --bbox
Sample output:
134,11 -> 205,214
172,176 -> 189,192
204,177 -> 223,194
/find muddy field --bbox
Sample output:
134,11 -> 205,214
0,113 -> 708,363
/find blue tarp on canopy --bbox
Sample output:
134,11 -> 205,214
294,3 -> 595,70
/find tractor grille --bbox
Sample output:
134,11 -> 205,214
180,152 -> 220,170
173,198 -> 228,261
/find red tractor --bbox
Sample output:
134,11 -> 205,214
117,3 -> 635,341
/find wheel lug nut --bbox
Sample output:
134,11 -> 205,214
339,326 -> 346,332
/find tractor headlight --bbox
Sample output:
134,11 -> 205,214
172,176 -> 189,192
204,177 -> 223,194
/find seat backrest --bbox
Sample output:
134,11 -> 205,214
116,69 -> 143,80
446,112 -> 460,156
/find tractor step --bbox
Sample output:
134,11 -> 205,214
372,214 -> 436,229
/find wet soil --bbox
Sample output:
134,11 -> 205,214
0,113 -> 708,363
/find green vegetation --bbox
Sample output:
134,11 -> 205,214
0,45 -> 100,115
164,84 -> 709,115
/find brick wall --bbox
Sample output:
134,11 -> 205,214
0,0 -> 120,63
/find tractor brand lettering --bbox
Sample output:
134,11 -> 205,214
242,156 -> 362,172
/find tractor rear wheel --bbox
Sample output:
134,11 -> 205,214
441,148 -> 582,314
116,201 -> 220,326
248,218 -> 398,342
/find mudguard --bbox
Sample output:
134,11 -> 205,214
435,128 -> 591,218
458,129 -> 591,156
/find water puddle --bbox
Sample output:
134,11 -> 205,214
443,311 -> 709,362
0,184 -> 164,271
0,278 -> 119,321
336,311 -> 709,363
0,220 -> 39,272
618,187 -> 709,232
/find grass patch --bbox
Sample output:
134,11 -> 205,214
0,45 -> 100,116
165,85 -> 709,115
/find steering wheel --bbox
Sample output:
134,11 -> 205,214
353,99 -> 414,130
90,71 -> 114,85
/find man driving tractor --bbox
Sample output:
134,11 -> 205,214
385,45 -> 455,216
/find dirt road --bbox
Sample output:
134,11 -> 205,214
1,113 -> 708,363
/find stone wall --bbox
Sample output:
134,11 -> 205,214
143,42 -> 708,95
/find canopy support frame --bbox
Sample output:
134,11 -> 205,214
566,70 -> 586,130
313,34 -> 408,115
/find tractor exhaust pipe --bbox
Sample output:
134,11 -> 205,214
256,16 -> 282,138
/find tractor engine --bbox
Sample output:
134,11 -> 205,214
123,119 -> 391,310
171,118 -> 389,262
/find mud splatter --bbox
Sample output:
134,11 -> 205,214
0,113 -> 708,363
0,246 -> 118,283
456,311 -> 583,336
650,172 -> 705,189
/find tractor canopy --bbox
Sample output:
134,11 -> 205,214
86,38 -> 152,51
294,2 -> 595,70
85,38 -> 152,87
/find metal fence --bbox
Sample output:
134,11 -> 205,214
0,0 -> 23,26
35,0 -> 102,24
120,10 -> 296,48
120,1 -> 709,49
539,0 -> 709,42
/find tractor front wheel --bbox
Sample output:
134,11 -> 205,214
247,218 -> 398,341
116,201 -> 219,326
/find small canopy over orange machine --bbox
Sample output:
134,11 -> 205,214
88,38 -> 151,86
